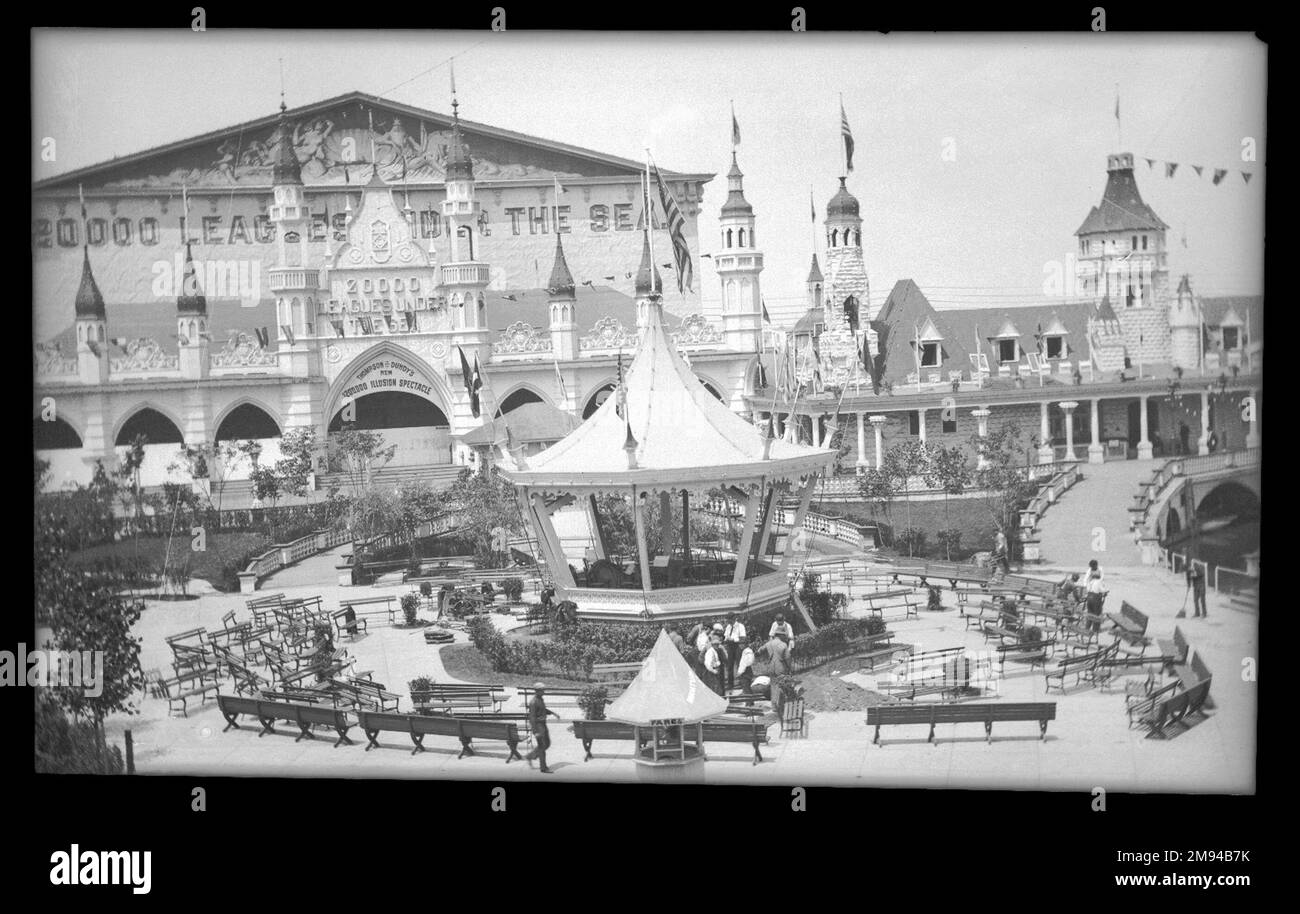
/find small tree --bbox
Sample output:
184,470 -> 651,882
882,439 -> 931,535
248,464 -> 282,538
929,443 -> 972,530
116,434 -> 148,531
332,426 -> 397,497
970,423 -> 1039,562
276,426 -> 319,498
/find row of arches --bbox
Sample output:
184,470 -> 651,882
35,402 -> 283,450
722,226 -> 753,249
829,228 -> 861,248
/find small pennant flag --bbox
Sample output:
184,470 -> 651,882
731,102 -> 741,147
403,311 -> 416,331
1243,172 -> 1253,184
762,298 -> 771,324
603,275 -> 616,281
383,313 -> 395,332
840,98 -> 855,173
176,332 -> 189,347
1212,169 -> 1227,186
810,188 -> 816,223
254,327 -> 269,349
281,325 -> 295,346
359,316 -> 374,335
757,359 -> 769,389
1145,158 -> 1155,169
1165,162 -> 1178,178
86,340 -> 101,358
1192,165 -> 1204,178
110,337 -> 128,349
553,357 -> 568,402
581,279 -> 595,287
331,319 -> 346,337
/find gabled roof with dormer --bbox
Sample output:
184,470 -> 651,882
34,91 -> 713,193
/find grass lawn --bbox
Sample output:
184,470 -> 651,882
837,496 -> 1000,559
70,532 -> 272,591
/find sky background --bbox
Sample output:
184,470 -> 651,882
32,31 -> 1266,327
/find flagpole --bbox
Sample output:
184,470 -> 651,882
839,92 -> 846,175
1115,84 -> 1121,149
643,152 -> 656,295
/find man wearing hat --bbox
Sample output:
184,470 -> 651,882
524,683 -> 561,773
769,613 -> 793,641
723,613 -> 747,691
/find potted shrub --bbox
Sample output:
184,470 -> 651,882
401,592 -> 420,626
926,584 -> 944,612
577,685 -> 609,720
419,580 -> 433,599
409,675 -> 436,711
1020,624 -> 1043,645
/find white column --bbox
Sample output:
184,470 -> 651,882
855,412 -> 867,472
1037,401 -> 1054,462
1059,400 -> 1078,461
1198,391 -> 1210,455
779,476 -> 817,573
870,415 -> 886,470
633,489 -> 653,592
813,415 -> 823,447
1137,394 -> 1153,460
916,408 -> 927,443
1088,398 -> 1104,464
972,408 -> 990,469
1245,388 -> 1259,448
732,488 -> 764,584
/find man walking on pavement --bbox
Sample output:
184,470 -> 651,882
1187,563 -> 1209,618
524,682 -> 561,773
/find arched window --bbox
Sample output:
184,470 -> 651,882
116,408 -> 183,445
216,403 -> 281,441
737,227 -> 746,247
496,387 -> 545,417
726,229 -> 733,248
831,229 -> 839,247
34,416 -> 82,450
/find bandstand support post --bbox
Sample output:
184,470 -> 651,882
529,491 -> 575,589
779,474 -> 817,574
732,488 -> 764,584
634,488 -> 653,592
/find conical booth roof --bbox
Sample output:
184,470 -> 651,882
606,631 -> 730,724
500,296 -> 835,489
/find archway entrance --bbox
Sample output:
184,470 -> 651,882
328,391 -> 452,468
583,382 -> 617,420
497,387 -> 545,417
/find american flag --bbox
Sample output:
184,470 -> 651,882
650,161 -> 693,295
840,100 -> 855,173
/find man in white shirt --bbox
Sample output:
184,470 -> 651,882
1084,571 -> 1106,632
695,626 -> 712,654
702,635 -> 723,695
724,613 -> 747,689
736,638 -> 758,692
769,613 -> 793,641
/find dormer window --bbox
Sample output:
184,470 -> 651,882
1045,336 -> 1064,359
1222,326 -> 1240,350
998,339 -> 1018,363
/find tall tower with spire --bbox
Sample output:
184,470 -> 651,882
440,81 -> 490,340
806,254 -> 824,313
823,176 -> 869,331
176,229 -> 210,380
715,152 -> 764,353
1074,152 -> 1171,368
267,98 -> 319,377
74,245 -> 109,385
547,233 -> 578,361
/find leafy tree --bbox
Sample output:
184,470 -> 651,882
394,480 -> 446,561
928,443 -> 972,528
249,463 -> 283,537
115,434 -> 148,529
331,426 -> 397,497
881,439 -> 931,536
442,468 -> 523,567
276,426 -> 319,499
35,693 -> 125,774
35,456 -> 51,492
969,422 -> 1039,560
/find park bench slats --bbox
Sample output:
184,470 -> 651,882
355,709 -> 522,760
866,702 -> 1056,745
217,694 -> 354,746
591,662 -> 644,683
339,595 -> 398,626
1044,643 -> 1118,693
569,718 -> 771,764
995,638 -> 1057,673
855,631 -> 903,671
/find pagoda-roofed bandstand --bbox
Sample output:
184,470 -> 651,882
499,281 -> 836,623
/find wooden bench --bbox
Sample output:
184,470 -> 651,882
355,709 -> 522,760
340,595 -> 398,626
867,701 -> 1057,745
340,677 -> 401,712
412,684 -> 507,713
855,631 -> 903,671
858,588 -> 920,620
155,668 -> 220,717
217,694 -> 354,746
331,607 -> 370,640
1044,643 -> 1118,693
1106,601 -> 1150,647
877,647 -> 971,700
246,593 -> 286,626
995,637 -> 1057,674
1134,674 -> 1213,738
1156,626 -> 1191,672
1126,679 -> 1180,728
570,718 -> 772,764
515,686 -> 587,714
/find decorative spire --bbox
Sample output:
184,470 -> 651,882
806,253 -> 824,284
720,151 -> 752,216
634,229 -> 662,296
271,104 -> 302,186
445,65 -> 474,184
826,176 -> 859,219
74,246 -> 106,319
547,231 -> 575,298
177,232 -> 207,316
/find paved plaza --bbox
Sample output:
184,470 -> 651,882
109,463 -> 1256,793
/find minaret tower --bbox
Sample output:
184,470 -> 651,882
176,200 -> 210,381
440,79 -> 490,343
1169,274 -> 1202,371
806,254 -> 824,314
74,240 -> 110,385
1074,152 -> 1171,367
547,232 -> 579,361
715,152 -> 764,353
823,176 -> 869,331
267,96 -> 319,377
634,229 -> 663,333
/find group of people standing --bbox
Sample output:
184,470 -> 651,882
664,611 -> 797,715
1056,559 -> 1108,631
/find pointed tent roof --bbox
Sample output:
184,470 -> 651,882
176,241 -> 207,315
500,296 -> 836,488
74,248 -> 106,319
606,631 -> 730,724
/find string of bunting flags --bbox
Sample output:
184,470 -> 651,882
1141,156 -> 1254,185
